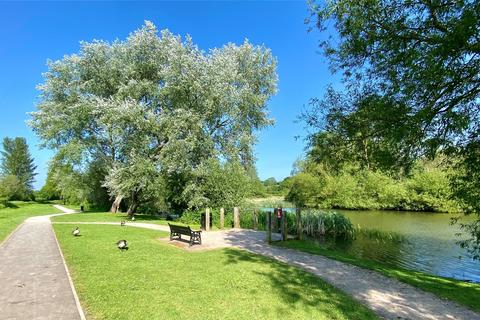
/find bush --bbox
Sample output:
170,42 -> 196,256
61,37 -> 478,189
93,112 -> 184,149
301,210 -> 354,239
179,208 -> 234,229
285,160 -> 460,212
0,175 -> 24,201
238,208 -> 354,240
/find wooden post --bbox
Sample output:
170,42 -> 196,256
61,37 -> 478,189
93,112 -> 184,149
273,208 -> 278,232
205,208 -> 210,231
220,207 -> 225,230
233,207 -> 240,229
267,210 -> 272,243
253,209 -> 258,230
282,212 -> 287,241
296,208 -> 302,240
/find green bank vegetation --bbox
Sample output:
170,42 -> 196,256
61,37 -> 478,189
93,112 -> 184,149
286,159 -> 460,213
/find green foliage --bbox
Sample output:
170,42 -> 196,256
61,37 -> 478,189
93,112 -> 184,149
309,0 -> 479,152
177,210 -> 201,225
301,210 -> 354,239
355,228 -> 408,244
284,172 -> 322,208
303,90 -> 419,174
182,159 -> 252,209
36,168 -> 61,201
0,175 -> 24,202
451,140 -> 480,258
260,176 -> 292,196
179,208 -> 234,229
237,208 -> 354,240
286,160 -> 459,212
30,21 -> 277,213
308,0 -> 480,256
0,137 -> 37,199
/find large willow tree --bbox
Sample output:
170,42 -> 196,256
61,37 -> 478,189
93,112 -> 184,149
30,21 -> 277,213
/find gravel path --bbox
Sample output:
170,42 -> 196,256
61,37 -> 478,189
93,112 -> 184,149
0,205 -> 84,320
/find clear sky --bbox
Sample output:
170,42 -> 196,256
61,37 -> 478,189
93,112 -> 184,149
0,1 -> 337,189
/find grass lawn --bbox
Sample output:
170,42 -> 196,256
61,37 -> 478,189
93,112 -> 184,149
0,201 -> 62,242
275,240 -> 480,313
54,224 -> 378,320
51,211 -> 232,230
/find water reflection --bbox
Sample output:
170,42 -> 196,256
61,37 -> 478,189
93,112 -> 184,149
328,210 -> 480,283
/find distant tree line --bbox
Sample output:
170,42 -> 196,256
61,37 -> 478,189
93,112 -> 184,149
286,158 -> 459,213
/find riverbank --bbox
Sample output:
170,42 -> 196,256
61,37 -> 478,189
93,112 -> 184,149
274,239 -> 480,312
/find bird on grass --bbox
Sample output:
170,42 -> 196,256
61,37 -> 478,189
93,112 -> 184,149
120,221 -> 126,226
72,227 -> 80,236
116,239 -> 128,251
131,216 -> 135,221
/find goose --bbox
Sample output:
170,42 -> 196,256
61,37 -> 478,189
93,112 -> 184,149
120,221 -> 126,226
131,216 -> 135,221
72,227 -> 80,236
116,239 -> 128,250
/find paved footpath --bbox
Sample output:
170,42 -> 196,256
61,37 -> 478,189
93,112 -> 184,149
55,220 -> 480,320
0,206 -> 84,320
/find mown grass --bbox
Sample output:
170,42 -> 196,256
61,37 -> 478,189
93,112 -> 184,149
54,224 -> 378,320
275,240 -> 480,312
0,201 -> 61,242
52,211 -> 236,230
52,212 -> 176,225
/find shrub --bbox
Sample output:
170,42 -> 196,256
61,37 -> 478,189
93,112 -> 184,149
301,210 -> 354,239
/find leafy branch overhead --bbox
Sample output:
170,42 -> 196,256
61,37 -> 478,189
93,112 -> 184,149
304,0 -> 480,256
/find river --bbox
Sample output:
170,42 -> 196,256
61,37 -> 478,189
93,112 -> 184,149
322,210 -> 480,283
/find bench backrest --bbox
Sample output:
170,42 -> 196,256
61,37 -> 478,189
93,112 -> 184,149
168,223 -> 192,235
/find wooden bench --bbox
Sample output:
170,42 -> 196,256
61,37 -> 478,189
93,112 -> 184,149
168,223 -> 202,246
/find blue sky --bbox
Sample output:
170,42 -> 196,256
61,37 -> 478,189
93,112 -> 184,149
0,1 -> 337,189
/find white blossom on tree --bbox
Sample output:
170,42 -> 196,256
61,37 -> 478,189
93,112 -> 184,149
30,21 -> 278,213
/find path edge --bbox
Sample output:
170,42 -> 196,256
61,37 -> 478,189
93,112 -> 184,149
51,222 -> 87,320
0,220 -> 25,248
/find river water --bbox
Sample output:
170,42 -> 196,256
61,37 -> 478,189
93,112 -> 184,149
323,210 -> 480,283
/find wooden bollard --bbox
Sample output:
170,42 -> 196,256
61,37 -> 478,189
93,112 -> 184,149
267,211 -> 272,243
273,208 -> 278,232
253,209 -> 258,230
220,207 -> 225,229
233,207 -> 240,229
296,208 -> 302,240
205,208 -> 210,232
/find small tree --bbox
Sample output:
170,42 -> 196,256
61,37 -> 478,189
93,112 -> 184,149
182,159 -> 252,209
0,137 -> 37,199
0,175 -> 23,203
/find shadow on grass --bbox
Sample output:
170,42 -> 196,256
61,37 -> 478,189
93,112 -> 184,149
4,202 -> 19,208
221,247 -> 376,319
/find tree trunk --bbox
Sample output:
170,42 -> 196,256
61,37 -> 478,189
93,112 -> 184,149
127,202 -> 138,216
127,192 -> 138,217
110,195 -> 123,213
